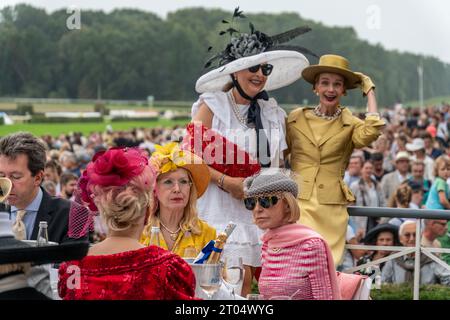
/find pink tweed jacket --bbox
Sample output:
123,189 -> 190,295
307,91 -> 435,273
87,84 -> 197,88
258,223 -> 340,300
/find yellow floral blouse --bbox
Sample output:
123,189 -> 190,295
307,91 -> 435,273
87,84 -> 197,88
141,219 -> 216,258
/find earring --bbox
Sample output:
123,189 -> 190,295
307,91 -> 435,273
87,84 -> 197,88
315,91 -> 319,96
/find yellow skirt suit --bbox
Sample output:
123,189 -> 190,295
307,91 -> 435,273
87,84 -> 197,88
286,106 -> 384,265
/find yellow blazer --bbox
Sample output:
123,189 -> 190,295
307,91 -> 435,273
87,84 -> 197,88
141,219 -> 216,258
286,107 -> 385,205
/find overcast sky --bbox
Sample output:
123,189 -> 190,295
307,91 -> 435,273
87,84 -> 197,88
2,0 -> 450,64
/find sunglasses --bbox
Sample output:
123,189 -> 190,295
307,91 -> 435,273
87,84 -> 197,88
244,196 -> 280,210
248,64 -> 273,76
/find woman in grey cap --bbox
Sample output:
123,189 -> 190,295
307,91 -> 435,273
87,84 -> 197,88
243,171 -> 340,300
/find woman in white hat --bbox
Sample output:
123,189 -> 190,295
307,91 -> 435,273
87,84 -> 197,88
286,54 -> 385,265
183,9 -> 314,296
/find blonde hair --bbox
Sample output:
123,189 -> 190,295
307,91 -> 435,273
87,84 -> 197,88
144,171 -> 202,237
93,166 -> 155,232
282,192 -> 300,223
433,155 -> 450,178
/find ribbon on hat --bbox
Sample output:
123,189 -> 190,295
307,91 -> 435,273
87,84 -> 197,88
231,77 -> 271,167
193,240 -> 223,264
151,142 -> 187,174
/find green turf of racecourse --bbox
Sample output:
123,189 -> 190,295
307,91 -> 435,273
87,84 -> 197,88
0,119 -> 189,137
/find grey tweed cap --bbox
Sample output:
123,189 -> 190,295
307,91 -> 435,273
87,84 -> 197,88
244,171 -> 298,198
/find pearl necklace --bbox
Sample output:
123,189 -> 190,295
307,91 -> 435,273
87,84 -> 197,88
159,221 -> 181,241
228,90 -> 249,128
313,105 -> 341,120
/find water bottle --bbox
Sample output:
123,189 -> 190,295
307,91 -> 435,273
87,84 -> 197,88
149,226 -> 161,247
37,221 -> 49,246
375,274 -> 382,289
373,265 -> 382,290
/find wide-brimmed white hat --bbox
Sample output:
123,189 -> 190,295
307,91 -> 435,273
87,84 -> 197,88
406,138 -> 425,152
196,50 -> 310,93
197,9 -> 315,94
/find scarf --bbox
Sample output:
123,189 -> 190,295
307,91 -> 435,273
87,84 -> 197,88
261,223 -> 341,299
231,77 -> 271,167
395,254 -> 433,283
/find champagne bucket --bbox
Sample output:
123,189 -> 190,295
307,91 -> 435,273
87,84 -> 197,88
184,259 -> 203,296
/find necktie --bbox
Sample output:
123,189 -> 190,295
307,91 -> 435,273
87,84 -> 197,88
12,209 -> 27,240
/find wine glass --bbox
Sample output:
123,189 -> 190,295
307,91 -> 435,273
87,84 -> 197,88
198,263 -> 223,300
222,256 -> 244,299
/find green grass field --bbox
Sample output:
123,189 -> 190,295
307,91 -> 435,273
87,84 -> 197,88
405,95 -> 450,107
0,102 -> 191,113
0,119 -> 189,137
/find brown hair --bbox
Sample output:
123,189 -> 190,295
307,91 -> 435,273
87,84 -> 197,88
60,172 -> 78,187
388,183 -> 412,208
0,132 -> 46,176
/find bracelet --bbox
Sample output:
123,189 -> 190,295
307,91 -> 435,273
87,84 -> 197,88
218,174 -> 226,190
365,112 -> 380,118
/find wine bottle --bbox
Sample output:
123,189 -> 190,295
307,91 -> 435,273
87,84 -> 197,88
206,222 -> 236,264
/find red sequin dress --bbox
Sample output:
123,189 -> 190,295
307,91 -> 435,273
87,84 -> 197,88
58,245 -> 197,300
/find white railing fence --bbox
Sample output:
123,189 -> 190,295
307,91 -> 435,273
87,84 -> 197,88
345,206 -> 450,300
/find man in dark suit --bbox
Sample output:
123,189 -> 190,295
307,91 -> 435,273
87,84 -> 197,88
0,132 -> 83,244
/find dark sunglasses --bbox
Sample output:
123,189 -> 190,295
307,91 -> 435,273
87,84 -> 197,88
244,196 -> 279,210
248,64 -> 273,76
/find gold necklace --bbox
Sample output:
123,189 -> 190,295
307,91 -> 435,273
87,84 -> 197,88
159,221 -> 181,241
313,105 -> 341,120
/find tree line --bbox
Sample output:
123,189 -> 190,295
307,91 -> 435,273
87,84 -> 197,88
1,4 -> 449,107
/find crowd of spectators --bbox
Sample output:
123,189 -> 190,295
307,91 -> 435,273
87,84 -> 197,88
339,103 -> 450,285
5,103 -> 450,288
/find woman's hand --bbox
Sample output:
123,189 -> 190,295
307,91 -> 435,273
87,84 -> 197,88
223,176 -> 245,200
354,72 -> 375,96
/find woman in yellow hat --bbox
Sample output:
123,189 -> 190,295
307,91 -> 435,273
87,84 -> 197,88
286,54 -> 385,265
141,142 -> 217,258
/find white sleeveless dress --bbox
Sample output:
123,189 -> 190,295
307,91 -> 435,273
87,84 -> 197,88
191,91 -> 288,266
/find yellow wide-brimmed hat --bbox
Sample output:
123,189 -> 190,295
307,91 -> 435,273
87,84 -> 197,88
302,54 -> 361,89
151,142 -> 210,198
0,177 -> 12,203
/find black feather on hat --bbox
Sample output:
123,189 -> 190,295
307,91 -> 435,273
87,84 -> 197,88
204,8 -> 317,70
